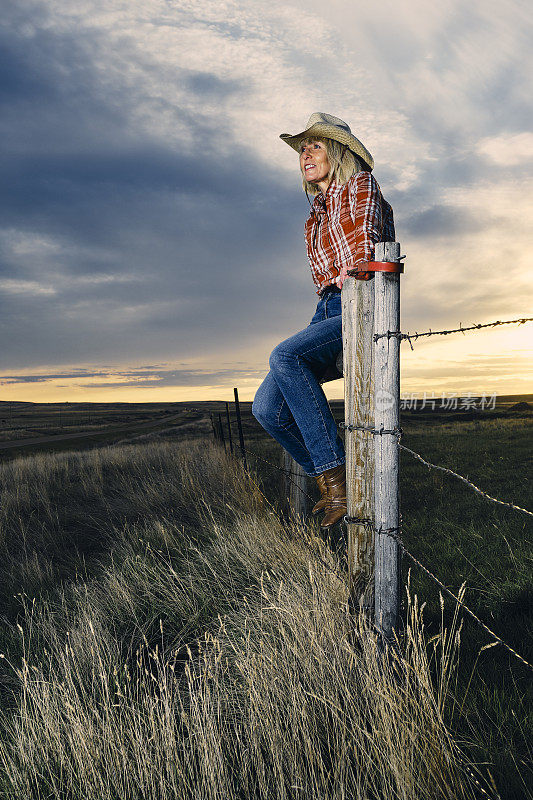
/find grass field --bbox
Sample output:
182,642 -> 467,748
0,397 -> 531,798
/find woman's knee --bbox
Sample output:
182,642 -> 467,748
252,379 -> 277,427
269,340 -> 297,374
251,394 -> 265,424
252,397 -> 277,429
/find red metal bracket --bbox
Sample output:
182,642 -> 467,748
365,261 -> 403,272
366,261 -> 404,273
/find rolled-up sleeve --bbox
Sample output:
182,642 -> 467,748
349,172 -> 383,269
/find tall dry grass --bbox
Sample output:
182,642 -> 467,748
0,440 -> 492,799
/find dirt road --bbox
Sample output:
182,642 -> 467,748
0,414 -> 185,451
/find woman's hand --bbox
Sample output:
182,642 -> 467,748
335,262 -> 372,288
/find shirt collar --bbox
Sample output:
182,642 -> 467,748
311,180 -> 341,215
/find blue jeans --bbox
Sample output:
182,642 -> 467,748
252,290 -> 345,477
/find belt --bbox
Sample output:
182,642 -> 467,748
319,283 -> 341,297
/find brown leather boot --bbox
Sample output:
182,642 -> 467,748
320,463 -> 347,529
311,474 -> 328,515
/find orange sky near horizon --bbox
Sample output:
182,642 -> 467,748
2,324 -> 531,404
2,1 -> 532,409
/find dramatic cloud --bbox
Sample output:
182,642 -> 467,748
0,365 -> 265,388
1,0 -> 531,400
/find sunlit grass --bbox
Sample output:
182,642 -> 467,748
0,439 -> 493,799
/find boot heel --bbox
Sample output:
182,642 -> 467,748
312,473 -> 328,515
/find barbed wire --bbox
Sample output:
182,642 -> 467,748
183,403 -> 533,518
399,444 -> 533,519
189,401 -> 533,518
340,422 -> 402,437
240,443 -> 533,672
241,445 -> 316,504
385,527 -> 533,672
374,317 -> 533,350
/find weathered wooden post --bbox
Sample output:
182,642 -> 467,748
209,412 -> 218,442
233,387 -> 247,470
342,272 -> 375,606
282,451 -> 308,518
225,402 -> 234,455
281,449 -> 291,507
217,412 -> 226,451
373,241 -> 402,639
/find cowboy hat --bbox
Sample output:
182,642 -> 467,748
280,112 -> 374,171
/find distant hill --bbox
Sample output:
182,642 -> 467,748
509,401 -> 532,412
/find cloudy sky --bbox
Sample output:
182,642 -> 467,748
1,0 -> 532,402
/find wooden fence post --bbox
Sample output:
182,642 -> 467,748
225,402 -> 234,455
373,241 -> 402,639
282,450 -> 308,518
281,449 -> 291,507
342,273 -> 375,605
217,412 -> 226,451
210,412 -> 218,442
233,387 -> 247,470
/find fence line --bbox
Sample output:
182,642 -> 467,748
209,393 -> 530,525
229,436 -> 533,672
239,440 -> 533,673
186,396 -> 532,671
181,285 -> 532,668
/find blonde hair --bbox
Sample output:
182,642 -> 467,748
300,136 -> 366,195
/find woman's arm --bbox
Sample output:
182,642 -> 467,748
335,171 -> 383,287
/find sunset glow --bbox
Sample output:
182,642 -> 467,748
1,0 -> 531,402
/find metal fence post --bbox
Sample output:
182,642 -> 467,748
373,241 -> 402,639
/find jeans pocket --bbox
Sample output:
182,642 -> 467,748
325,293 -> 342,318
310,296 -> 327,325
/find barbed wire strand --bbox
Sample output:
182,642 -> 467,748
399,444 -> 533,519
374,317 -> 533,350
236,438 -> 532,670
241,445 -> 316,503
386,528 -> 533,672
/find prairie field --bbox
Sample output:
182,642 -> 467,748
0,398 -> 531,799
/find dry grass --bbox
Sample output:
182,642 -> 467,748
0,440 -> 493,799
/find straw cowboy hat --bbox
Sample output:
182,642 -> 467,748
280,112 -> 374,171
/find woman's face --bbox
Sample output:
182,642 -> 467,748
300,140 -> 330,190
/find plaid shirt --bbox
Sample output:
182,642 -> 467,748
304,172 -> 395,294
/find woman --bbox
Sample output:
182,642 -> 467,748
252,113 -> 395,529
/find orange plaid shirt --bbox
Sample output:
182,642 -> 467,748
304,172 -> 395,295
